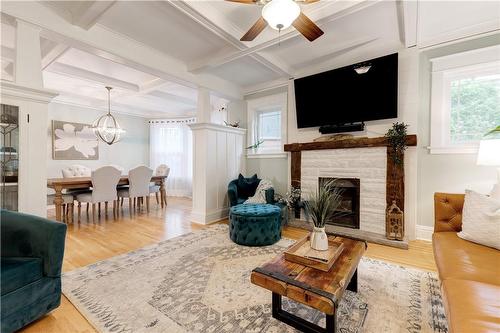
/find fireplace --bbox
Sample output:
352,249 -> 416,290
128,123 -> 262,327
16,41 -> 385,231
319,177 -> 360,229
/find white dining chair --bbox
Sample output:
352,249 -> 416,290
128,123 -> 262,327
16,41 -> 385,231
75,166 -> 122,221
61,165 -> 91,178
118,166 -> 153,214
149,164 -> 170,206
61,165 -> 93,197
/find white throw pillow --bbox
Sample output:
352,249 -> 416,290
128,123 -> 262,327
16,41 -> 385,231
245,179 -> 273,204
458,190 -> 500,250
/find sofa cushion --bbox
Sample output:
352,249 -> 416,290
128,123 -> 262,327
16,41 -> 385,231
433,232 -> 500,285
442,279 -> 500,333
237,174 -> 259,199
458,190 -> 500,250
1,257 -> 43,296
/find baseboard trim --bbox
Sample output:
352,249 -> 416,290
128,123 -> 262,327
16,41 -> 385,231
416,225 -> 433,241
191,208 -> 229,225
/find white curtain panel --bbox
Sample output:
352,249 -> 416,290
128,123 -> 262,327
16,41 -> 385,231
149,118 -> 195,197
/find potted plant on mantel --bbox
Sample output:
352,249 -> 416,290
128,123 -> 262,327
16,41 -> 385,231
304,180 -> 343,251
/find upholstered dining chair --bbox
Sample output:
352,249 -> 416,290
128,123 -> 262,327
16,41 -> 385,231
61,164 -> 91,178
118,166 -> 154,214
61,165 -> 92,197
75,166 -> 122,221
149,164 -> 170,206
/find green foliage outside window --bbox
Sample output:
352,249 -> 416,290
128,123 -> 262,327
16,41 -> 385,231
450,76 -> 500,143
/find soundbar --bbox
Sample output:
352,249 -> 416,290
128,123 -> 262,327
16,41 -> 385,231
319,122 -> 365,134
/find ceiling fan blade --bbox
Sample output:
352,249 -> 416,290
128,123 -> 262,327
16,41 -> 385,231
241,17 -> 268,41
292,12 -> 324,42
302,0 -> 320,3
225,0 -> 256,4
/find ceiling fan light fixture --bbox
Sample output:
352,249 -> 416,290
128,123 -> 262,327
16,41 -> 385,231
262,0 -> 300,31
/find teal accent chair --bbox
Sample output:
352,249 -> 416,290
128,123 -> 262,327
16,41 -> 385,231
229,204 -> 282,246
228,174 -> 275,207
1,210 -> 67,333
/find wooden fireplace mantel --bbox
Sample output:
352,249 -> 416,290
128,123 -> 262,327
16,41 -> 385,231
286,134 -> 417,227
284,134 -> 417,152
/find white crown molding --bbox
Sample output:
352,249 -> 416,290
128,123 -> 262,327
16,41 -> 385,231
0,80 -> 58,103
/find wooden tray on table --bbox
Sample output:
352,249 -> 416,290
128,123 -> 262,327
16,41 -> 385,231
284,235 -> 344,271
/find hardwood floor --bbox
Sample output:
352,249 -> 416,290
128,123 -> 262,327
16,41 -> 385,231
21,197 -> 436,333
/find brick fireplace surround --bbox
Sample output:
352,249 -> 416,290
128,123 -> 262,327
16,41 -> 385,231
284,135 -> 417,249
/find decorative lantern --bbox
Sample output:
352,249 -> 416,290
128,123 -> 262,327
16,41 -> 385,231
386,200 -> 404,241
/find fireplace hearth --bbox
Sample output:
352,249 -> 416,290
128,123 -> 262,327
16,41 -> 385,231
319,177 -> 360,229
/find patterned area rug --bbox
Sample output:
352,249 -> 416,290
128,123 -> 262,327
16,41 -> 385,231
62,225 -> 448,333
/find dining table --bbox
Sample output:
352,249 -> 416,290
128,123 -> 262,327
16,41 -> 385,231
47,175 -> 168,222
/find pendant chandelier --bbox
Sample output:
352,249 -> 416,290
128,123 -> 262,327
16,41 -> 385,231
92,86 -> 125,145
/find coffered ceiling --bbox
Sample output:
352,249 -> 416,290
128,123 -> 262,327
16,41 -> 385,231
1,0 -> 498,118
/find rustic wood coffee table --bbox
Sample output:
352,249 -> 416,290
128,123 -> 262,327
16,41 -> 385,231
251,236 -> 367,333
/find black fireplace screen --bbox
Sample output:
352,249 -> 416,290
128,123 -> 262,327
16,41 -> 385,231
319,177 -> 360,229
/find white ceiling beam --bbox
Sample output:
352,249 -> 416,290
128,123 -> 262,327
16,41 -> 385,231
52,91 -> 171,118
164,0 -> 293,77
1,1 -> 243,99
188,0 -> 381,73
72,1 -> 117,30
397,0 -> 418,48
1,45 -> 15,62
139,78 -> 167,94
148,90 -> 196,107
41,43 -> 69,70
41,1 -> 116,30
243,77 -> 290,96
46,62 -> 140,92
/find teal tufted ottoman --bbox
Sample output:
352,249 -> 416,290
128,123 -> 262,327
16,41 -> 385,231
229,204 -> 282,246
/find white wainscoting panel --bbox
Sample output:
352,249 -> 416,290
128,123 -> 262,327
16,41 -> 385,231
189,123 -> 246,224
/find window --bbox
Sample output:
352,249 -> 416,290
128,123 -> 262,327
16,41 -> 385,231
149,119 -> 194,197
247,93 -> 287,157
450,75 -> 500,144
429,46 -> 500,154
258,110 -> 281,140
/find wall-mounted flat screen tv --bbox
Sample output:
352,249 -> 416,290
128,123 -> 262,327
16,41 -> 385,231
294,53 -> 398,129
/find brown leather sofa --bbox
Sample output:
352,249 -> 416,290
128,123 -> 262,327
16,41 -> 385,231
433,193 -> 500,333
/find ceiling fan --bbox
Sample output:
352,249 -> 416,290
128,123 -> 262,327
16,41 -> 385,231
226,0 -> 324,42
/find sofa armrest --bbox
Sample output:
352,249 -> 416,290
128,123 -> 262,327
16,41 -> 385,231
434,192 -> 465,233
1,210 -> 67,277
265,188 -> 275,204
228,180 -> 239,207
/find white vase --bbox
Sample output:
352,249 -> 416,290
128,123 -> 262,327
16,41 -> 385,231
310,227 -> 329,251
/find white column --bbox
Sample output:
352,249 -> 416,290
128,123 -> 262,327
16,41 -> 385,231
1,19 -> 57,217
15,19 -> 44,88
196,87 -> 211,123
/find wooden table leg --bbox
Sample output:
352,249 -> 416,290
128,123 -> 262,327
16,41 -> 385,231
159,179 -> 166,208
53,186 -> 64,222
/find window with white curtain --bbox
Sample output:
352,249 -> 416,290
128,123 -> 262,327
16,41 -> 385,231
149,118 -> 194,197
